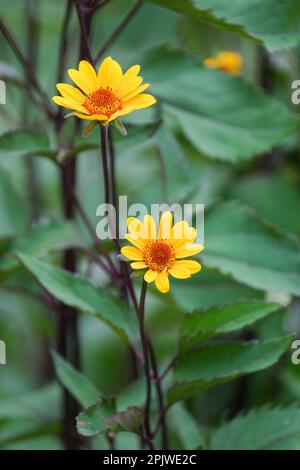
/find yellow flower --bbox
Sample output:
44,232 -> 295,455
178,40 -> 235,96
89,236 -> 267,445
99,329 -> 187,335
203,51 -> 242,76
52,57 -> 156,125
121,212 -> 204,294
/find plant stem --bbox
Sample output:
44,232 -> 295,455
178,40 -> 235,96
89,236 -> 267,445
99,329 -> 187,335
148,342 -> 169,449
95,0 -> 144,63
60,158 -> 81,450
100,125 -> 111,206
138,280 -> 154,449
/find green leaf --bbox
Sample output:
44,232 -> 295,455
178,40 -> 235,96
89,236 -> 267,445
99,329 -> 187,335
203,201 -> 300,296
0,164 -> 29,237
172,270 -> 263,310
77,401 -> 143,437
76,399 -> 115,437
144,48 -> 298,162
168,336 -> 291,404
150,0 -> 300,51
0,219 -> 80,280
0,128 -> 55,159
155,125 -> 191,203
51,351 -> 99,408
209,405 -> 300,449
18,254 -> 136,344
171,403 -> 204,449
179,300 -> 281,355
229,173 -> 300,237
106,407 -> 143,434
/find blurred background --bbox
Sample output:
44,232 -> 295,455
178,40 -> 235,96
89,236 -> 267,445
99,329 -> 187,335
1,0 -> 300,450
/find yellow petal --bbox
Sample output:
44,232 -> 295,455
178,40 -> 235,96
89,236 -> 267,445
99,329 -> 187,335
106,111 -> 121,123
144,215 -> 156,239
131,261 -> 147,269
98,56 -> 123,91
52,96 -> 88,113
122,83 -> 150,102
79,60 -> 98,89
171,260 -> 201,275
127,217 -> 147,239
118,75 -> 143,97
56,83 -> 85,103
125,233 -> 146,251
168,263 -> 191,279
124,65 -> 140,78
171,222 -> 197,248
175,244 -> 204,259
125,93 -> 156,110
74,112 -> 107,120
158,211 -> 173,240
203,57 -> 218,68
155,271 -> 170,294
121,246 -> 144,261
68,68 -> 95,94
144,269 -> 157,283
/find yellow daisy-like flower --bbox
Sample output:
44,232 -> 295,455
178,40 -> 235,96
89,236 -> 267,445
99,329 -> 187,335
52,56 -> 156,125
203,51 -> 242,76
121,212 -> 204,294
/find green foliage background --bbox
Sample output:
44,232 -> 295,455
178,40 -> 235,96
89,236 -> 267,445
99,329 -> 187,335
1,0 -> 300,450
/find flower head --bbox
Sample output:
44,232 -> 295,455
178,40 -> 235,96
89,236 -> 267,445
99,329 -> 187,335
121,212 -> 204,294
203,51 -> 242,76
52,57 -> 156,125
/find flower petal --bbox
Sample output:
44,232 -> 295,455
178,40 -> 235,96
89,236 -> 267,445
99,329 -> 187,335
155,271 -> 170,294
74,112 -> 107,120
125,233 -> 146,251
121,246 -> 144,261
68,68 -> 95,94
131,261 -> 147,269
144,215 -> 156,239
175,244 -> 204,259
173,260 -> 202,274
122,83 -> 150,102
127,217 -> 147,239
144,269 -> 157,283
168,263 -> 191,279
118,75 -> 143,97
158,211 -> 173,240
52,96 -> 88,113
124,93 -> 156,110
78,60 -> 98,89
98,56 -> 123,91
56,83 -> 85,103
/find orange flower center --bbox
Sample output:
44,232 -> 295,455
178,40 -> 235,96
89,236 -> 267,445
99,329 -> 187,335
83,87 -> 122,118
144,241 -> 175,272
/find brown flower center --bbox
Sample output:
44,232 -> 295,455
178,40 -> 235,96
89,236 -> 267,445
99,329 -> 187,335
144,241 -> 175,272
83,87 -> 122,118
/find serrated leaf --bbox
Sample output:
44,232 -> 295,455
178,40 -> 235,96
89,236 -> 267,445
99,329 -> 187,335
18,254 -> 136,344
144,48 -> 298,162
210,405 -> 300,449
76,399 -> 116,437
179,300 -> 281,355
168,336 -> 291,404
203,201 -> 300,296
77,401 -> 142,437
52,351 -> 99,408
150,0 -> 300,51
